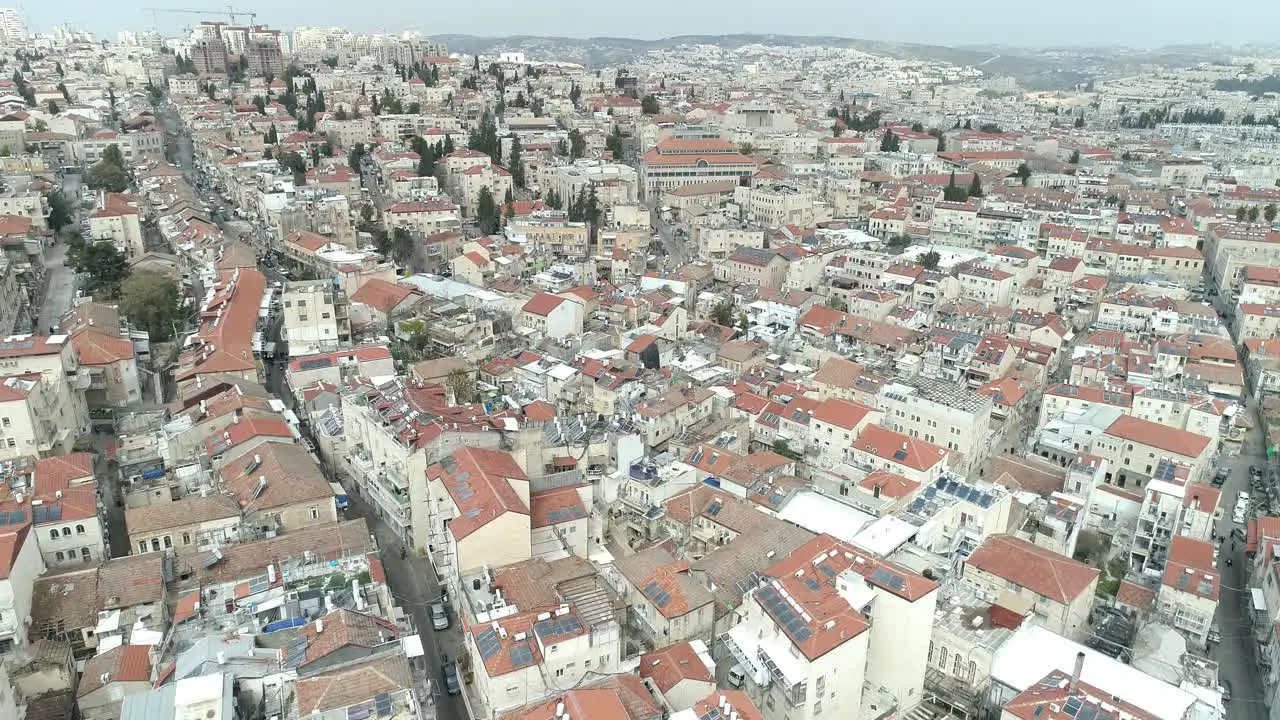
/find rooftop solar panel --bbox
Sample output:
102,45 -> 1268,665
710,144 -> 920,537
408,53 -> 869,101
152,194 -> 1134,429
476,628 -> 502,660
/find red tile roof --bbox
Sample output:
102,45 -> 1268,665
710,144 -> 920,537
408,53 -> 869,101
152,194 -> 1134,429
77,645 -> 152,696
350,278 -> 419,315
522,292 -> 567,317
427,448 -> 529,540
966,534 -> 1099,604
638,642 -> 713,693
1104,414 -> 1211,458
853,424 -> 950,472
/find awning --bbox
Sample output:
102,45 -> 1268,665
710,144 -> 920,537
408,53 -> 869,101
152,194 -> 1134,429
1253,587 -> 1267,612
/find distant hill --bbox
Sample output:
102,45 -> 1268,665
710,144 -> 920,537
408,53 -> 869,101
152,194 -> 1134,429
431,34 -> 1245,91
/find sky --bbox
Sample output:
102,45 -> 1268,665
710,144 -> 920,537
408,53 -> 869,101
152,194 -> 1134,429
22,0 -> 1280,49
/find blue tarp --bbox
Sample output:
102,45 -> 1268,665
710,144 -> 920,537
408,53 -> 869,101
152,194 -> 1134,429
141,468 -> 165,480
262,616 -> 308,633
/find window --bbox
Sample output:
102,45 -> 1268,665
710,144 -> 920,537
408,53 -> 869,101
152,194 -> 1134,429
138,541 -> 148,553
555,667 -> 565,677
54,551 -> 63,561
322,312 -> 331,319
81,547 -> 90,559
49,529 -> 58,541
299,315 -> 309,322
953,654 -> 962,675
968,660 -> 977,682
309,506 -> 319,520
75,524 -> 84,535
183,532 -> 191,545
60,527 -> 70,537
1,417 -> 8,428
5,439 -> 12,448
150,538 -> 160,551
928,641 -> 934,663
939,646 -> 949,668
163,536 -> 172,549
815,701 -> 823,716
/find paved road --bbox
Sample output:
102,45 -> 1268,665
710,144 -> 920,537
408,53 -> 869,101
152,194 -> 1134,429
648,204 -> 685,268
338,476 -> 467,720
37,243 -> 76,334
1211,398 -> 1267,720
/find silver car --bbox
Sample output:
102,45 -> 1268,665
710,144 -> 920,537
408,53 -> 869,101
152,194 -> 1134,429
430,602 -> 449,631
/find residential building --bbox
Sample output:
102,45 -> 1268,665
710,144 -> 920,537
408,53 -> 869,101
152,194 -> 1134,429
280,279 -> 351,357
641,137 -> 757,198
1156,536 -> 1219,646
963,534 -> 1098,640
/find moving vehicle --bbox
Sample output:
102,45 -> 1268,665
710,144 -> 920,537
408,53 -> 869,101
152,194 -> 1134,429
430,602 -> 449,631
441,661 -> 461,695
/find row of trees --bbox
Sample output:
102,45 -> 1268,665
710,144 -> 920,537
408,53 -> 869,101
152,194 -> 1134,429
1235,204 -> 1279,223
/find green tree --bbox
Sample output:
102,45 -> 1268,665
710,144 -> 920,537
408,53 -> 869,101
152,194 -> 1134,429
86,160 -> 130,193
1068,149 -> 1081,164
968,174 -> 984,198
508,134 -> 525,187
1236,206 -> 1249,222
73,242 -> 130,298
391,226 -> 415,266
641,94 -> 660,114
447,367 -> 476,403
1266,204 -> 1278,223
709,300 -> 733,327
1248,206 -> 1261,223
119,271 -> 183,341
605,124 -> 623,158
738,311 -> 749,333
772,439 -> 801,461
102,143 -> 125,168
476,186 -> 499,235
567,128 -> 585,159
45,191 -> 73,233
1015,162 -> 1032,186
264,124 -> 278,144
568,83 -> 581,105
942,172 -> 968,203
880,130 -> 900,152
45,99 -> 57,115
920,250 -> 941,271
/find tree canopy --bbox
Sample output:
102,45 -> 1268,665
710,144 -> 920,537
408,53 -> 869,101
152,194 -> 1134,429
119,271 -> 184,342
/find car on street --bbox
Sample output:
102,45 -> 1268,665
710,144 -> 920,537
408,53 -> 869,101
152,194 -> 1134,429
441,660 -> 461,695
1233,510 -> 1246,525
1239,492 -> 1250,504
430,602 -> 449,630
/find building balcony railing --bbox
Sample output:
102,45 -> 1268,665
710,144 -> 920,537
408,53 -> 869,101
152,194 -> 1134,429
757,645 -> 807,706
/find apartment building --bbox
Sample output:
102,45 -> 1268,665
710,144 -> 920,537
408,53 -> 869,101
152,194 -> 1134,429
0,453 -> 106,568
87,192 -> 145,259
640,137 -> 757,198
633,386 -> 716,450
877,379 -> 994,468
1155,536 -> 1219,646
125,494 -> 241,557
176,268 -> 266,385
520,292 -> 584,339
0,334 -> 89,454
1202,223 -> 1280,296
280,279 -> 351,357
615,544 -> 715,647
1129,467 -> 1219,575
0,525 -> 43,659
62,301 -> 145,408
850,424 -> 951,485
424,448 -> 531,614
382,199 -> 460,235
963,534 -> 1098,640
807,398 -> 881,470
1090,414 -> 1214,488
509,213 -> 589,256
1237,304 -> 1280,341
721,534 -> 937,720
715,246 -> 789,289
459,164 -> 514,219
733,183 -> 814,228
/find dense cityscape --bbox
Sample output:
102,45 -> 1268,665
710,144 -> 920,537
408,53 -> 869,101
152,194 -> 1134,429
0,8 -> 1274,720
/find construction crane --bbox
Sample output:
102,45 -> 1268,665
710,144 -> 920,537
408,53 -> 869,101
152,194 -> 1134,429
145,6 -> 259,30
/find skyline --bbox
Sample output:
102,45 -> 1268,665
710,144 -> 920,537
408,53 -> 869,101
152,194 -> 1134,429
15,0 -> 1280,50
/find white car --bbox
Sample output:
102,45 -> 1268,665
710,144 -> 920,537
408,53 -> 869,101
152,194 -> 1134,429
1239,492 -> 1251,503
1234,512 -> 1247,525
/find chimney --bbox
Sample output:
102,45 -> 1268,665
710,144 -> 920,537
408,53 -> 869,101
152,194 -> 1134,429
1069,651 -> 1084,694
315,618 -> 324,633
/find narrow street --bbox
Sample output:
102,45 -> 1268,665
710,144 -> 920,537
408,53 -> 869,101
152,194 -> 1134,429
340,480 -> 468,720
37,242 -> 76,334
1210,398 -> 1268,720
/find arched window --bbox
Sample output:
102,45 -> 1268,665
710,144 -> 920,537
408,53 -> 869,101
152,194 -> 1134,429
954,654 -> 963,676
60,527 -> 70,537
968,660 -> 977,682
928,641 -> 934,663
49,529 -> 58,541
75,524 -> 85,535
54,551 -> 63,561
939,646 -> 949,668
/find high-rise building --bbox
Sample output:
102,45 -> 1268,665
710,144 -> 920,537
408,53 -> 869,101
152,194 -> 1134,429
0,8 -> 23,43
189,36 -> 229,76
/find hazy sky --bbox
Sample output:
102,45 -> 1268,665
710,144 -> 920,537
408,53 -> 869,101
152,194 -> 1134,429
23,0 -> 1280,49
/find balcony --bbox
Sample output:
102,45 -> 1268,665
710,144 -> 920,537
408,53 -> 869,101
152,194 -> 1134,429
756,644 -> 807,706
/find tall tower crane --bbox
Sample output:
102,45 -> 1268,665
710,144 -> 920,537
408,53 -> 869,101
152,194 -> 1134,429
145,6 -> 259,31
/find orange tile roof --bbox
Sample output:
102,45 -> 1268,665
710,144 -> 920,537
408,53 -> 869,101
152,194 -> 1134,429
638,642 -> 713,693
811,398 -> 874,430
522,292 -> 567,317
297,609 -> 399,668
1161,536 -> 1219,601
858,470 -> 920,499
1104,414 -> 1211,458
350,278 -> 420,315
77,645 -> 152,697
428,447 -> 528,540
853,424 -> 949,472
528,485 -> 588,529
966,534 -> 1099,604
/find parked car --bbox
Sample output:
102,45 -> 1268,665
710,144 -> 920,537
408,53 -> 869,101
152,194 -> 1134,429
441,661 -> 461,695
430,602 -> 449,631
